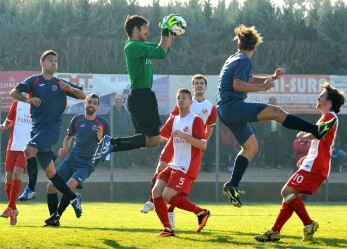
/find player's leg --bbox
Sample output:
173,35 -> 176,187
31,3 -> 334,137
40,153 -> 82,218
257,105 -> 336,140
152,168 -> 175,236
141,145 -> 171,213
164,170 -> 210,233
19,146 -> 38,201
223,128 -> 257,207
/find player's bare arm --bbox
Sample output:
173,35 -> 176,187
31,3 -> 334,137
10,89 -> 41,107
58,135 -> 73,157
233,78 -> 273,93
59,80 -> 86,100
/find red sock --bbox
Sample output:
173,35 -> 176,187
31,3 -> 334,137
9,179 -> 21,210
169,195 -> 203,214
148,173 -> 158,203
5,183 -> 11,201
167,205 -> 175,212
287,195 -> 312,226
153,197 -> 171,229
271,201 -> 294,232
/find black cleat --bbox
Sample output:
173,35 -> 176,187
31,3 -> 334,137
223,182 -> 243,207
44,211 -> 60,227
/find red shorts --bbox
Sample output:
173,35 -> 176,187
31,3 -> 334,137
286,169 -> 326,195
159,142 -> 173,163
5,150 -> 26,171
157,167 -> 195,196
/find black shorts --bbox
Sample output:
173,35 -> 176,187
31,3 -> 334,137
127,89 -> 161,137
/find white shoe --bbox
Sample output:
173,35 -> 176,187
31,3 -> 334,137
168,212 -> 175,228
140,201 -> 154,213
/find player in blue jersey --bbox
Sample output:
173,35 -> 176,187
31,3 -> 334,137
44,93 -> 109,226
10,50 -> 86,218
217,25 -> 337,208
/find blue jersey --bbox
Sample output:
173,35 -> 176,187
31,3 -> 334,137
217,52 -> 253,105
15,74 -> 82,129
67,114 -> 110,161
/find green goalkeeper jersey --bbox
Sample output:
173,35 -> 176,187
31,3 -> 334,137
124,40 -> 169,90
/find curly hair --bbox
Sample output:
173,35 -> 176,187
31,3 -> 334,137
322,82 -> 345,113
234,24 -> 263,51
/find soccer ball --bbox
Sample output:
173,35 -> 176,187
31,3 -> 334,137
171,15 -> 187,37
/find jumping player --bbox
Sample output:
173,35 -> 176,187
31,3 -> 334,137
217,24 -> 337,207
93,14 -> 181,164
10,50 -> 85,218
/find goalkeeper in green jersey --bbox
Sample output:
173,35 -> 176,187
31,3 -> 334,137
93,14 -> 180,164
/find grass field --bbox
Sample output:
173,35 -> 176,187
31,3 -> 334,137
0,202 -> 346,249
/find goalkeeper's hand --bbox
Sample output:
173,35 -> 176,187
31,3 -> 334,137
159,14 -> 179,31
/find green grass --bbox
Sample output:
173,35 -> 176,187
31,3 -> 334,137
0,202 -> 346,249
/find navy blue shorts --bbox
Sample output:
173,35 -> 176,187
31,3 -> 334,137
127,89 -> 161,137
56,155 -> 93,189
218,101 -> 267,145
28,128 -> 60,169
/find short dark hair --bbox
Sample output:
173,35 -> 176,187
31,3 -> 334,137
86,93 -> 100,105
321,82 -> 345,113
124,15 -> 149,37
192,74 -> 207,85
177,88 -> 192,100
40,50 -> 58,62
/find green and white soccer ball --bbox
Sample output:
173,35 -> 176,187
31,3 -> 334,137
171,15 -> 187,37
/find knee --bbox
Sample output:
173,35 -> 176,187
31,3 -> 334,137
152,186 -> 161,198
47,182 -> 57,194
5,173 -> 12,184
24,146 -> 37,158
162,192 -> 172,203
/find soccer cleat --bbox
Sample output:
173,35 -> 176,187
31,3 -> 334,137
254,230 -> 281,242
157,228 -> 175,237
302,221 -> 319,241
168,212 -> 175,228
0,207 -> 13,218
92,135 -> 114,165
223,182 -> 243,207
316,118 -> 336,140
19,187 -> 37,201
10,210 -> 19,225
196,209 -> 210,233
140,201 -> 154,213
70,193 -> 82,218
44,211 -> 61,227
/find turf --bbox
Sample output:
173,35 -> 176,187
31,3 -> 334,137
0,202 -> 346,248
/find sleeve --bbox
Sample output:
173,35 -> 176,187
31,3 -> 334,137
160,117 -> 174,139
129,42 -> 166,60
192,117 -> 206,140
15,75 -> 35,93
170,105 -> 179,117
206,105 -> 217,127
6,101 -> 18,121
234,57 -> 252,81
67,115 -> 78,137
